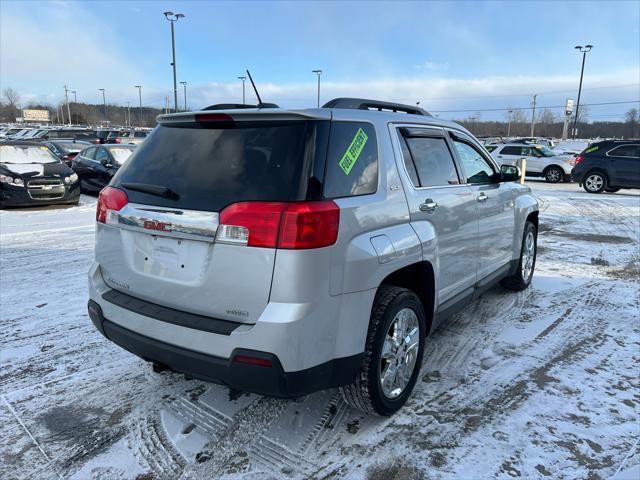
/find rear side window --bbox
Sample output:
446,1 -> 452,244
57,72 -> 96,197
401,135 -> 460,187
323,122 -> 377,198
608,144 -> 639,158
112,121 -> 319,211
83,147 -> 96,159
500,146 -> 521,155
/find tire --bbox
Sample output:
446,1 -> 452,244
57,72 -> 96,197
605,187 -> 620,193
544,166 -> 563,183
501,221 -> 537,291
340,286 -> 426,416
583,171 -> 607,193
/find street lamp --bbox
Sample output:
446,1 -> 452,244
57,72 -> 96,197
180,81 -> 187,111
237,76 -> 247,104
312,69 -> 322,108
98,88 -> 106,117
572,44 -> 593,139
163,11 -> 185,113
134,85 -> 142,125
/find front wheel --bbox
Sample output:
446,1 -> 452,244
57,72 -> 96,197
544,166 -> 563,183
501,221 -> 537,291
583,172 -> 607,193
340,286 -> 426,416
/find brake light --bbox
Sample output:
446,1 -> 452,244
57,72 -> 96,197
575,155 -> 584,165
196,113 -> 234,123
233,355 -> 273,367
114,138 -> 121,144
97,187 -> 128,223
218,201 -> 340,249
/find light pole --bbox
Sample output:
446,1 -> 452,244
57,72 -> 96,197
163,11 -> 185,113
530,94 -> 537,137
63,85 -> 71,125
134,85 -> 142,126
237,76 -> 247,104
180,81 -> 187,111
572,44 -> 593,139
99,88 -> 106,118
71,90 -> 77,103
507,109 -> 513,138
312,69 -> 322,108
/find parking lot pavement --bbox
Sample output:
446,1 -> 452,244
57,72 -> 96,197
1,184 -> 639,480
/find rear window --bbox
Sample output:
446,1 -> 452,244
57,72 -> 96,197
112,121 -> 322,211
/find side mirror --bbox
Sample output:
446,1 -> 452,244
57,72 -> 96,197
501,164 -> 520,182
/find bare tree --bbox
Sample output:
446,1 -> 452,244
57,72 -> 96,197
625,108 -> 639,138
3,87 -> 20,121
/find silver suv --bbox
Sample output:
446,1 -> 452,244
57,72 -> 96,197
88,98 -> 539,415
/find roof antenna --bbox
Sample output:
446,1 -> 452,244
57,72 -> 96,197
246,70 -> 263,106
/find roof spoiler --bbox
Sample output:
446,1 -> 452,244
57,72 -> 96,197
322,97 -> 431,116
203,103 -> 280,110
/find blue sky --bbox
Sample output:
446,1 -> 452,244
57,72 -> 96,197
1,0 -> 638,121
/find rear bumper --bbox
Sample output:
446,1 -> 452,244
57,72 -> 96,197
88,299 -> 362,398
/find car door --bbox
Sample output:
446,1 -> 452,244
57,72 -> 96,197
449,131 -> 516,281
521,147 -> 543,174
607,144 -> 640,187
494,145 -> 522,168
93,147 -> 114,189
392,125 -> 478,307
73,146 -> 96,184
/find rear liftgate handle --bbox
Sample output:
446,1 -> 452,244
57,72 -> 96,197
419,198 -> 438,213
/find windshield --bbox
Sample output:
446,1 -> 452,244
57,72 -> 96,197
534,145 -> 557,157
109,147 -> 135,165
0,145 -> 60,164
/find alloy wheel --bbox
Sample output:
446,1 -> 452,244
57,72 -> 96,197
521,230 -> 535,282
380,308 -> 420,399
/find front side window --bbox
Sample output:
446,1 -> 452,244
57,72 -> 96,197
453,140 -> 496,184
323,122 -> 378,198
95,148 -> 110,163
400,134 -> 459,187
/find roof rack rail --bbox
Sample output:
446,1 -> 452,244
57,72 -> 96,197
322,97 -> 431,116
203,102 -> 280,111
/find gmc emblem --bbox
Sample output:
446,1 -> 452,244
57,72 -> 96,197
143,220 -> 172,232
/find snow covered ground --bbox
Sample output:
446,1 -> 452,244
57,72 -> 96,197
1,183 -> 639,480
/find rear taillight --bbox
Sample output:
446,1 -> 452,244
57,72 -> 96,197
97,187 -> 128,223
575,155 -> 584,165
114,138 -> 121,144
218,201 -> 340,249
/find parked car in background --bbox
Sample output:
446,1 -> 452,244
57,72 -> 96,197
41,129 -> 97,142
510,137 -> 556,148
0,141 -> 80,207
490,143 -> 574,183
45,140 -> 92,166
87,97 -> 538,416
72,144 -> 136,193
106,129 -> 149,145
571,140 -> 640,193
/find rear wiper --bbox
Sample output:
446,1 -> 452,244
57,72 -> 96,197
121,182 -> 180,201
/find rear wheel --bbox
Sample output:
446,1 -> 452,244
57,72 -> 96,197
340,286 -> 426,416
544,166 -> 563,184
583,171 -> 607,193
501,221 -> 537,291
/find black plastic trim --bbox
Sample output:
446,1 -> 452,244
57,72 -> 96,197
95,316 -> 362,398
101,289 -> 242,336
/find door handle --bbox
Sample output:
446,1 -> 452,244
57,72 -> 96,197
419,198 -> 438,213
477,192 -> 488,203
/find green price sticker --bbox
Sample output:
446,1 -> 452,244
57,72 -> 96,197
339,128 -> 368,175
584,146 -> 598,154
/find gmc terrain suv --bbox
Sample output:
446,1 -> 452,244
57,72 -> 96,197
571,140 -> 640,193
88,98 -> 539,415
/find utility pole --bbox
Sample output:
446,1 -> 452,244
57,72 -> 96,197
163,11 -> 185,113
237,76 -> 247,104
312,70 -> 322,108
572,44 -> 593,139
126,102 -> 131,127
71,91 -> 77,103
180,81 -> 187,111
507,109 -> 513,138
134,85 -> 142,126
99,88 -> 106,119
63,85 -> 71,125
530,94 -> 537,137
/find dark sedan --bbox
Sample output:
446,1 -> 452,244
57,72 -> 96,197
0,142 -> 80,208
72,144 -> 136,193
45,140 -> 92,166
